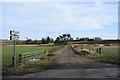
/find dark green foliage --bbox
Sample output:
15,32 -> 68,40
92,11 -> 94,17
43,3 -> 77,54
24,39 -> 32,44
54,34 -> 72,45
22,39 -> 41,44
41,38 -> 46,44
41,36 -> 54,44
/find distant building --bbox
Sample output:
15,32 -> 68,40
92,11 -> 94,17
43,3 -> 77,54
94,37 -> 101,41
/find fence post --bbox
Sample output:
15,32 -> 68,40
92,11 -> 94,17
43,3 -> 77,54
23,54 -> 25,63
99,48 -> 101,55
31,52 -> 34,61
12,57 -> 14,66
89,48 -> 90,53
19,54 -> 22,66
44,50 -> 46,55
96,48 -> 99,54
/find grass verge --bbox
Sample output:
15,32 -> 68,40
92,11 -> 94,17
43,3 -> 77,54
85,54 -> 120,64
71,44 -> 119,65
2,46 -> 65,76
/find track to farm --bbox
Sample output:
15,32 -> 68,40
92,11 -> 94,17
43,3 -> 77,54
4,45 -> 119,78
48,45 -> 117,69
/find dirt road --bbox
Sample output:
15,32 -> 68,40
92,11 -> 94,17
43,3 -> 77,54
4,45 -> 119,78
48,45 -> 117,69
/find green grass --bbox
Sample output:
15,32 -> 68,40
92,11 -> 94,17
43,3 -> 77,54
74,45 -> 119,64
2,46 -> 65,75
2,56 -> 55,75
2,46 -> 57,64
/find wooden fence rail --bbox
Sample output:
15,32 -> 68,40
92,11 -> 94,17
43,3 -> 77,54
18,50 -> 45,65
71,44 -> 102,55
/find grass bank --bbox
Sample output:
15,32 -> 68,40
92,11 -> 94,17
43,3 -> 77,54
2,46 -> 57,64
71,44 -> 119,64
2,46 -> 66,75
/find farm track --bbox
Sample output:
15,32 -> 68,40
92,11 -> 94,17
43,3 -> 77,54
48,45 -> 117,69
3,45 -> 119,78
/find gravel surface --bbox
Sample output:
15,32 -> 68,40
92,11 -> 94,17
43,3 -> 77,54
48,45 -> 117,69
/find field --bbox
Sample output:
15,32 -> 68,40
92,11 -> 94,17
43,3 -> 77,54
2,45 -> 57,64
72,44 -> 119,64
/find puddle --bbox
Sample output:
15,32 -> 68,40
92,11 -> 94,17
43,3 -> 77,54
28,58 -> 41,61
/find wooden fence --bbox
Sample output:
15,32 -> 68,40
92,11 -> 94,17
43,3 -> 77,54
71,44 -> 102,55
18,50 -> 45,65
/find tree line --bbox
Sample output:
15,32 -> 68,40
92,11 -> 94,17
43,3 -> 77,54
75,37 -> 101,41
22,36 -> 54,44
15,34 -> 101,45
20,34 -> 72,45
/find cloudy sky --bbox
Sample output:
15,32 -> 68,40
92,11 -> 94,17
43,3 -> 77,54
2,1 -> 118,40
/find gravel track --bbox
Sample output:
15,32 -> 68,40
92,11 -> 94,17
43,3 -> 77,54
48,45 -> 117,69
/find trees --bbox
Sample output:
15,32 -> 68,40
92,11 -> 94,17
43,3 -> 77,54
54,37 -> 60,45
41,38 -> 46,44
62,34 -> 71,41
33,39 -> 38,44
23,39 -> 33,44
62,34 -> 66,41
59,35 -> 63,41
54,33 -> 72,45
56,37 -> 60,41
23,39 -> 42,44
41,36 -> 54,44
26,39 -> 32,44
67,34 -> 71,41
46,36 -> 51,43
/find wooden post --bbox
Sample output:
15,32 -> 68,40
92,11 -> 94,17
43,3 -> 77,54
23,54 -> 25,63
12,57 -> 14,66
32,52 -> 34,61
89,48 -> 90,53
99,48 -> 101,55
96,48 -> 98,54
19,54 -> 22,65
44,50 -> 46,56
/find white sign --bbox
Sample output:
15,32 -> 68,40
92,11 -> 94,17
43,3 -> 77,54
10,30 -> 19,40
10,30 -> 19,35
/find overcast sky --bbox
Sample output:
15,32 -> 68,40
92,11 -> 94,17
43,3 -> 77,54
1,1 -> 118,40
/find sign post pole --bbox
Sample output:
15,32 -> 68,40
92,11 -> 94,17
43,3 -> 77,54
13,39 -> 16,67
10,30 -> 19,68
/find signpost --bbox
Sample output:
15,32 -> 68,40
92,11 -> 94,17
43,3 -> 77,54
10,30 -> 19,67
